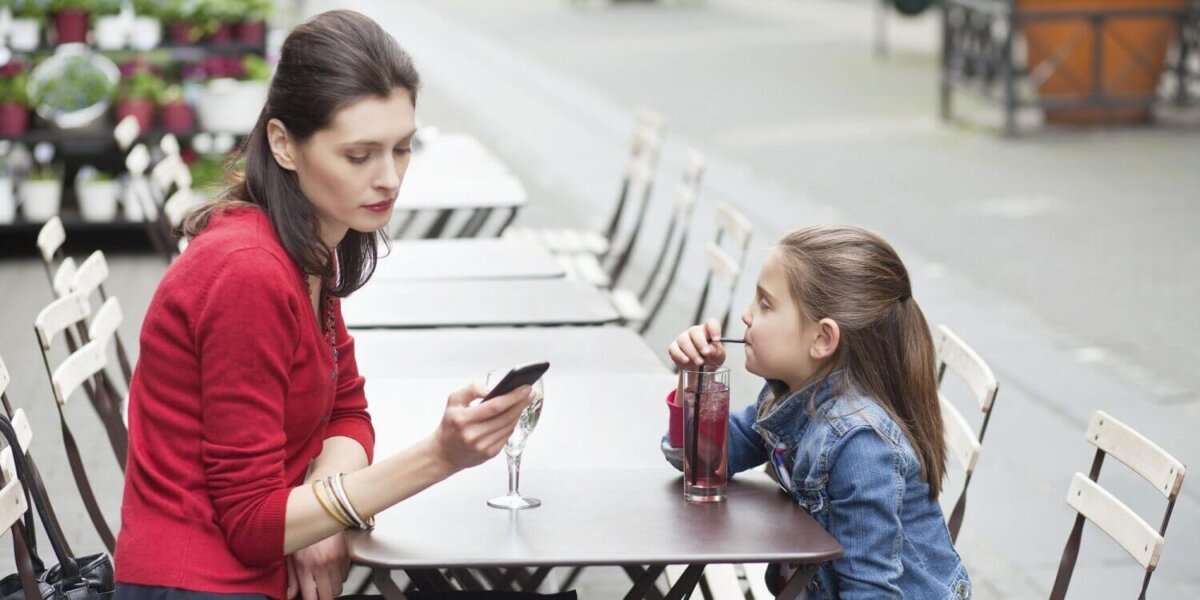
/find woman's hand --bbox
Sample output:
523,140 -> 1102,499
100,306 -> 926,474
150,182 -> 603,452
287,531 -> 351,600
668,318 -> 726,370
431,382 -> 532,472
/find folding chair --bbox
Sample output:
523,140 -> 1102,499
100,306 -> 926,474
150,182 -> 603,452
1050,411 -> 1187,600
36,216 -> 67,292
0,355 -> 72,556
692,202 -> 753,334
164,187 -> 205,256
40,324 -> 126,552
563,157 -> 655,288
71,251 -> 134,386
934,324 -> 999,542
505,108 -> 665,257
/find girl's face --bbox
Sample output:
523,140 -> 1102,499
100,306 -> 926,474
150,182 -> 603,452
273,88 -> 417,247
740,249 -> 826,392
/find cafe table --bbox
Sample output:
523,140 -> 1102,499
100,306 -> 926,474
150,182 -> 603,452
350,326 -> 667,378
343,279 -> 621,329
394,133 -> 528,238
348,376 -> 843,599
372,238 -> 564,282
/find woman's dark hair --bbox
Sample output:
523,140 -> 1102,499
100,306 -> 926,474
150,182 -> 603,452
183,10 -> 420,296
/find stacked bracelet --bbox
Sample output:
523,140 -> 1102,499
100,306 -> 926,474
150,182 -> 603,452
330,473 -> 375,530
311,473 -> 374,531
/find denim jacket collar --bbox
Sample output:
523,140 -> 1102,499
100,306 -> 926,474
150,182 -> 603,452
754,370 -> 844,447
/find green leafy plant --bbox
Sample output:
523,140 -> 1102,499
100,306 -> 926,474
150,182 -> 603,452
188,155 -> 225,191
92,0 -> 121,16
159,83 -> 186,105
2,0 -> 48,19
241,54 -> 271,82
30,57 -> 114,113
145,0 -> 198,22
119,68 -> 164,102
0,74 -> 30,106
244,0 -> 272,21
48,0 -> 95,12
26,166 -> 59,181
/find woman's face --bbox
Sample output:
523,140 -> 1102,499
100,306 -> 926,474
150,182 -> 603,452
740,249 -> 822,391
275,88 -> 417,247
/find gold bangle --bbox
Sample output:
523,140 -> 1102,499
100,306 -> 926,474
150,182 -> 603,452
333,473 -> 374,530
312,479 -> 353,529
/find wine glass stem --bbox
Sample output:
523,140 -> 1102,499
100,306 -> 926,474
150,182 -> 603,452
506,452 -> 522,497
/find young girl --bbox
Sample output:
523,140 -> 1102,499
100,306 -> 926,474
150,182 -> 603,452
664,225 -> 971,599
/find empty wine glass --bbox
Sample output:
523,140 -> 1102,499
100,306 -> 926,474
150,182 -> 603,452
486,370 -> 544,510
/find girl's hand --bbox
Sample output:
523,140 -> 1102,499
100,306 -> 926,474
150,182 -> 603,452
432,382 -> 532,472
668,318 -> 725,369
289,532 -> 351,600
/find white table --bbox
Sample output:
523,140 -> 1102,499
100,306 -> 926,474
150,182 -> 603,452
373,238 -> 563,282
394,133 -> 527,238
343,279 -> 620,329
351,326 -> 668,379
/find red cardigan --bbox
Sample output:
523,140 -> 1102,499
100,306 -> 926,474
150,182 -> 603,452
115,208 -> 375,598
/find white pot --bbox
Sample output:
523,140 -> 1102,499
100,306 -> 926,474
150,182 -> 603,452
0,177 -> 15,224
77,179 -> 121,222
93,15 -> 127,50
8,18 -> 41,51
130,16 -> 161,51
196,79 -> 268,135
20,180 -> 62,223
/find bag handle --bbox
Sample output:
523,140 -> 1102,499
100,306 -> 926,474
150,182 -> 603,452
0,413 -> 82,583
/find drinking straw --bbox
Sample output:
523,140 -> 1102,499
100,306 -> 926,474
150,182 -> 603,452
689,364 -> 707,487
717,338 -> 744,344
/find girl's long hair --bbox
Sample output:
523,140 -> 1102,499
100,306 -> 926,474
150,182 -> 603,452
777,226 -> 945,498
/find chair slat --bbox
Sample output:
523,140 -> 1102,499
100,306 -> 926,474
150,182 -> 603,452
0,473 -> 28,531
36,216 -> 66,264
935,325 -> 998,413
702,564 -> 744,600
715,202 -> 753,247
673,184 -> 696,215
0,355 -> 9,397
682,150 -> 706,190
34,292 -> 91,351
164,188 -> 202,229
1088,411 -> 1186,499
1067,473 -> 1163,571
705,243 -> 741,288
88,297 -> 124,344
71,250 -> 109,299
10,410 -> 33,456
940,393 -> 981,474
53,257 -> 78,299
742,563 -> 773,600
52,337 -> 109,407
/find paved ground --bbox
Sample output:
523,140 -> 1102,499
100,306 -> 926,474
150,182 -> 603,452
0,0 -> 1196,597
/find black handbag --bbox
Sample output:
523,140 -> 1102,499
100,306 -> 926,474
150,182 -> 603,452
0,412 -> 114,600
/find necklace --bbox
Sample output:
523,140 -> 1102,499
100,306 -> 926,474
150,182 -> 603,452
305,274 -> 339,382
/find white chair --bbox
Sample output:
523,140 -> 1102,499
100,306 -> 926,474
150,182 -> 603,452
934,324 -> 999,542
692,201 -> 753,334
566,158 -> 656,288
36,216 -> 67,291
1049,411 -> 1187,600
71,251 -> 134,386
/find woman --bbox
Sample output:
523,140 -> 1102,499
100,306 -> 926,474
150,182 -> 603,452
115,11 -> 534,600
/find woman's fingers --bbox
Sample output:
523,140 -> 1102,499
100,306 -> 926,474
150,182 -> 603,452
286,558 -> 299,600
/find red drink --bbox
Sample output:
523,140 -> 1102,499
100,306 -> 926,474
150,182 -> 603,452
682,369 -> 730,503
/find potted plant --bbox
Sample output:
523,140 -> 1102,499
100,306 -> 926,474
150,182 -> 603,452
0,65 -> 30,136
159,84 -> 194,134
188,153 -> 225,199
49,0 -> 92,45
76,167 -> 120,221
0,173 -> 14,224
20,166 -> 62,222
237,0 -> 271,45
92,0 -> 126,50
28,46 -> 119,130
5,0 -> 46,51
115,63 -> 162,132
195,54 -> 269,134
1019,0 -> 1186,124
160,0 -> 201,45
128,0 -> 163,50
197,0 -> 237,44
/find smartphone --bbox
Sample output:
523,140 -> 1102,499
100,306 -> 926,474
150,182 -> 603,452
482,361 -> 550,402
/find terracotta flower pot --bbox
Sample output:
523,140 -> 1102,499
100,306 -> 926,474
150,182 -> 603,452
169,21 -> 198,45
116,99 -> 155,132
1018,0 -> 1185,124
160,102 -> 195,134
0,103 -> 29,136
236,20 -> 266,45
54,9 -> 90,44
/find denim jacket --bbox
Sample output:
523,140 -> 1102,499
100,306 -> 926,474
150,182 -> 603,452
664,372 -> 971,599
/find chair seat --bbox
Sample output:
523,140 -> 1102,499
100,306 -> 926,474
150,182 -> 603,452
608,288 -> 647,322
501,226 -> 609,256
572,253 -> 611,288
